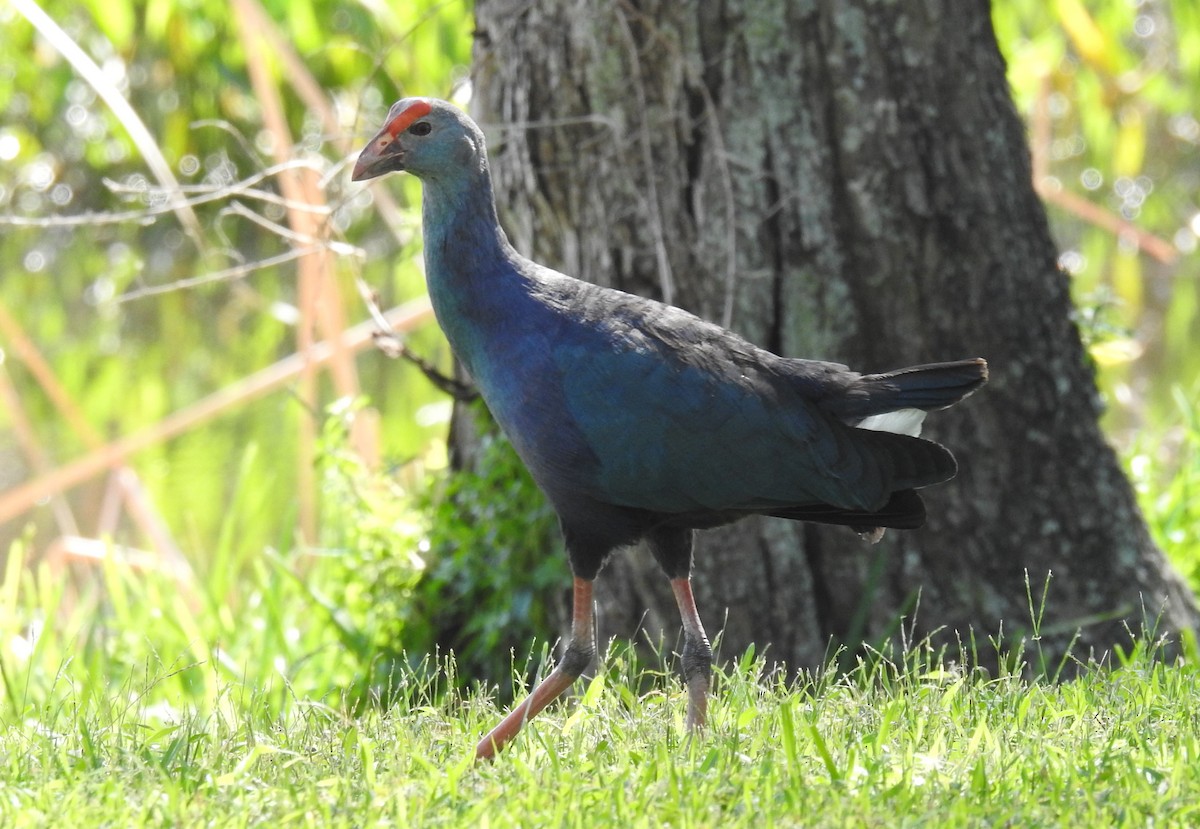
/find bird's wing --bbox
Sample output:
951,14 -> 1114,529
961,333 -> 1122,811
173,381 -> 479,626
538,282 -> 899,514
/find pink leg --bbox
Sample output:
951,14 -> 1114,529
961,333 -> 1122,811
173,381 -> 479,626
476,578 -> 595,760
670,576 -> 712,730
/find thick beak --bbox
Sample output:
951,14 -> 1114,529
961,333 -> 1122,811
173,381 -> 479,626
351,127 -> 402,182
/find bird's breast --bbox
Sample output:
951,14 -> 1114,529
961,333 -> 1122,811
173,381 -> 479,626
430,288 -> 603,495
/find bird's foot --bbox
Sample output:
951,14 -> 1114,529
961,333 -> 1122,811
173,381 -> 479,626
474,578 -> 596,761
474,664 -> 580,762
684,673 -> 709,731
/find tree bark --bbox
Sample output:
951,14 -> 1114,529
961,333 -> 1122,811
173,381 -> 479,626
466,0 -> 1199,673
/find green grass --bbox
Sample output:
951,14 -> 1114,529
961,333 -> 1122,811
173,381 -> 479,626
2,394 -> 1199,828
2,640 -> 1200,827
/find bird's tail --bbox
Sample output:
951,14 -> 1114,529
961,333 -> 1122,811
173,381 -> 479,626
825,358 -> 987,436
850,358 -> 988,412
765,427 -> 956,534
772,359 -> 985,536
767,488 -> 926,531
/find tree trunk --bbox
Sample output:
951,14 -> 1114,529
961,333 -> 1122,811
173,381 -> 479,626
466,0 -> 1199,673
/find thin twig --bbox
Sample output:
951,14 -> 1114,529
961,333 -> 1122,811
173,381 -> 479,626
220,201 -> 363,257
11,0 -> 205,250
117,247 -> 324,302
1036,182 -> 1179,265
355,276 -> 477,401
231,0 -> 417,248
0,160 -> 336,228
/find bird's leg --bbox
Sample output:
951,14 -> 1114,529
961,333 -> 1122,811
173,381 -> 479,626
475,577 -> 596,761
669,576 -> 712,731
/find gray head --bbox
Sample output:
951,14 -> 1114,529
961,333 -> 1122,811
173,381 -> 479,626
351,97 -> 487,183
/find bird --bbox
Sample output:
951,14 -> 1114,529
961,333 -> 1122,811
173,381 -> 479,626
352,97 -> 988,761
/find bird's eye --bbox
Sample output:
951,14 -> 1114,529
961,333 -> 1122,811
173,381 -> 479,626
408,121 -> 432,136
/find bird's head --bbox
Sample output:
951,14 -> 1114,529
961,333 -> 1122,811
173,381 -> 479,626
351,97 -> 484,183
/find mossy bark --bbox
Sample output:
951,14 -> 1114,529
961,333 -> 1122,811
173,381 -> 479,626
465,0 -> 1198,672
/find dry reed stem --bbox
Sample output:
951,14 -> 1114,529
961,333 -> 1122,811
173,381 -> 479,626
233,0 -> 361,543
0,300 -> 192,568
0,299 -> 433,529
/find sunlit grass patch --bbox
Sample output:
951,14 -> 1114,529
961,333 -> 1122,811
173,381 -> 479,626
4,595 -> 1200,827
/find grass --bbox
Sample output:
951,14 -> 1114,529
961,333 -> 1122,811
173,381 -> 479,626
2,639 -> 1200,827
2,391 -> 1199,828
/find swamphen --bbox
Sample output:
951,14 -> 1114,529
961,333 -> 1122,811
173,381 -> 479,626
352,98 -> 988,760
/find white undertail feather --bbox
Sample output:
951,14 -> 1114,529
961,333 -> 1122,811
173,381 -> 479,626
856,408 -> 927,437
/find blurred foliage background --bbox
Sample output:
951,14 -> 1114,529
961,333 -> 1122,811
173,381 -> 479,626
0,0 -> 1197,709
996,0 -> 1200,435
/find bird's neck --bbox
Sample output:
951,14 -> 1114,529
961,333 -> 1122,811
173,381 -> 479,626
419,163 -> 529,371
420,163 -> 516,290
